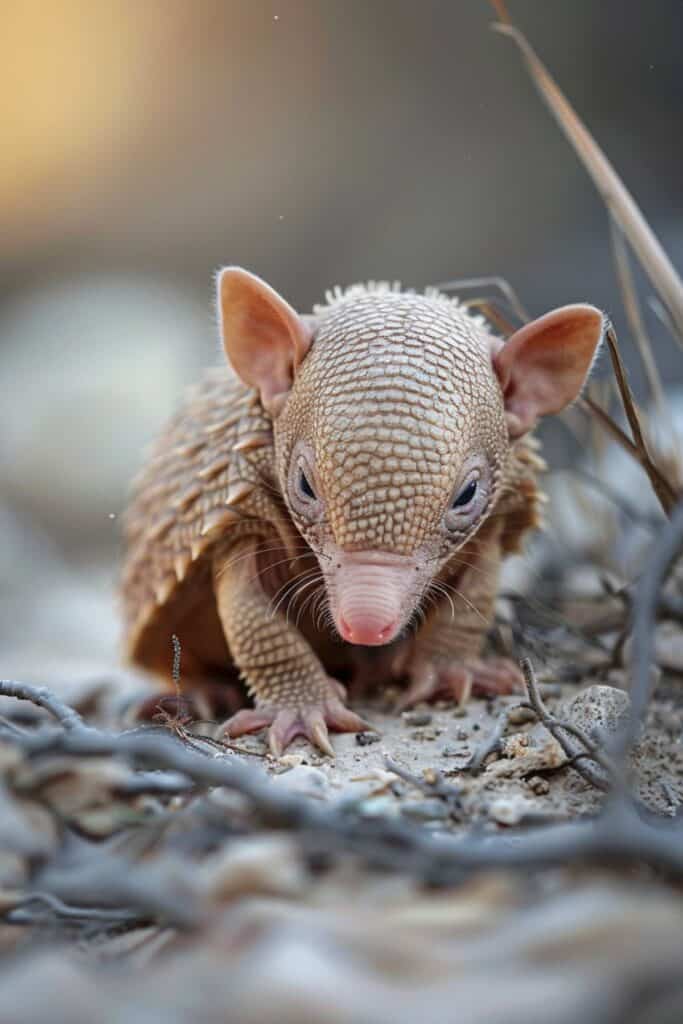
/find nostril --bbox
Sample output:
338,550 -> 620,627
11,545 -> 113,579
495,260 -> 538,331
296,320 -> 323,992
339,615 -> 354,641
378,621 -> 398,642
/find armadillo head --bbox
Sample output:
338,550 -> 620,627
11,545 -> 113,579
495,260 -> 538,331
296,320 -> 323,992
218,268 -> 603,646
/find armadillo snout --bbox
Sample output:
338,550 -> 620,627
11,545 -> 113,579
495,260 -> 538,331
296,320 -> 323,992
326,549 -> 418,647
338,613 -> 399,647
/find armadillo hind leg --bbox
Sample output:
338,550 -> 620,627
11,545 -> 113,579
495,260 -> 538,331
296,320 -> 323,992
213,536 -> 370,757
399,522 -> 523,709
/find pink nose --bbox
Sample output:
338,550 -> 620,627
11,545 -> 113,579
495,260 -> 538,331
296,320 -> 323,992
338,614 -> 399,646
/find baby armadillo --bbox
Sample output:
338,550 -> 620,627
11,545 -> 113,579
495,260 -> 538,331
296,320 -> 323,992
122,268 -> 603,756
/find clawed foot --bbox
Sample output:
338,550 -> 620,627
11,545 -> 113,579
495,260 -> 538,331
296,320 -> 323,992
222,687 -> 371,758
398,656 -> 523,710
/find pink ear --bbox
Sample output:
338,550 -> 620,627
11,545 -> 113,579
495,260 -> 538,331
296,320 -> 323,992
492,304 -> 604,438
217,267 -> 314,415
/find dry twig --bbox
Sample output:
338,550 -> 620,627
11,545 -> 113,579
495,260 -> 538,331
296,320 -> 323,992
520,659 -> 614,792
0,680 -> 84,731
384,758 -> 463,816
625,497 -> 683,757
488,2 -> 682,517
609,218 -> 667,417
488,1 -> 683,341
0,675 -> 680,899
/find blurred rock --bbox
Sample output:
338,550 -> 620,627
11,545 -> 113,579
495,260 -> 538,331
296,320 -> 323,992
559,685 -> 631,738
655,622 -> 683,673
488,793 -> 540,826
0,276 -> 212,549
0,277 -> 216,692
0,498 -> 148,707
271,765 -> 330,800
545,392 -> 683,572
198,836 -> 305,903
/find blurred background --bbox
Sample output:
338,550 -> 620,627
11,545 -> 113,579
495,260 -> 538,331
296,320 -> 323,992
1,0 -> 682,687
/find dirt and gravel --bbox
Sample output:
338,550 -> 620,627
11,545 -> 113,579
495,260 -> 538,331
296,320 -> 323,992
2,625 -> 683,1024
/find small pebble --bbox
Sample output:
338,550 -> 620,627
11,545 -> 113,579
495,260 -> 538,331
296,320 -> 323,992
560,685 -> 631,736
502,734 -> 530,758
452,707 -> 467,718
488,794 -> 537,826
355,731 -> 381,747
527,775 -> 550,795
277,754 -> 306,769
655,710 -> 681,735
538,683 -> 563,700
402,711 -> 432,727
455,728 -> 469,741
411,728 -> 440,742
507,706 -> 536,726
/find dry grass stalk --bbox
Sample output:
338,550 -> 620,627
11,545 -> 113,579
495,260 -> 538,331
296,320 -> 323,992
488,1 -> 683,343
433,275 -> 530,325
602,326 -> 678,515
578,391 -> 677,518
609,218 -> 667,417
487,2 -> 682,516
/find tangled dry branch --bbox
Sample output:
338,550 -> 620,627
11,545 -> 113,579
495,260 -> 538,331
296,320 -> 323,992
2,494 -> 683,937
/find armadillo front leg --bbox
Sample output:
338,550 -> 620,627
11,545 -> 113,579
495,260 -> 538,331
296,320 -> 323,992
400,524 -> 523,708
214,537 -> 367,757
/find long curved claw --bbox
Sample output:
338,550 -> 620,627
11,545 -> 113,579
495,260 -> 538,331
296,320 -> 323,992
267,709 -> 300,758
326,699 -> 373,733
303,709 -> 335,758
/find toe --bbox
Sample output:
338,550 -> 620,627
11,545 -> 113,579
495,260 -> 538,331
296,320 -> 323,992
223,707 -> 274,739
441,666 -> 473,706
326,700 -> 373,733
396,663 -> 438,710
469,658 -> 523,696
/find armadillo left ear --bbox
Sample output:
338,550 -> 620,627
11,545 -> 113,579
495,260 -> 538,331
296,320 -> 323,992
218,267 -> 314,416
492,304 -> 604,439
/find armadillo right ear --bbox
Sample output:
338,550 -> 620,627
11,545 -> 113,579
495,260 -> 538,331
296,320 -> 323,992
492,304 -> 604,439
217,267 -> 314,416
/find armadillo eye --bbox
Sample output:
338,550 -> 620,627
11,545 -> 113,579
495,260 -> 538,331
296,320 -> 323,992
451,479 -> 477,509
298,467 -> 317,501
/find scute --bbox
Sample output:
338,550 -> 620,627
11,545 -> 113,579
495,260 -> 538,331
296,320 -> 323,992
121,365 -> 273,674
